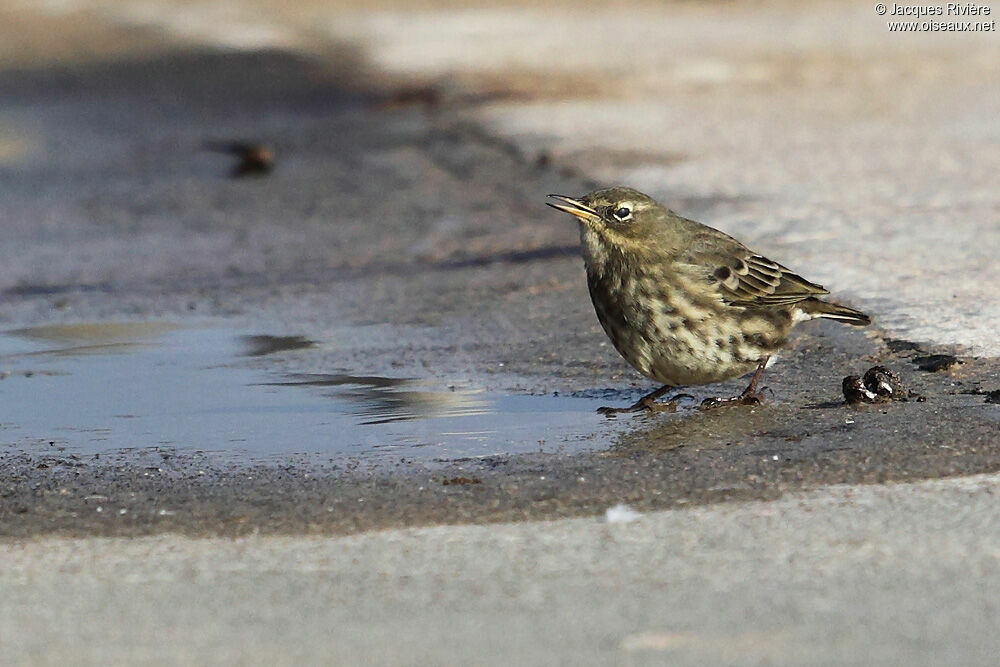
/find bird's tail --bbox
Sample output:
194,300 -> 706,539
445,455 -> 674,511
798,298 -> 871,326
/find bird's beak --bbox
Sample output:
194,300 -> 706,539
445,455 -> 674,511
546,195 -> 600,224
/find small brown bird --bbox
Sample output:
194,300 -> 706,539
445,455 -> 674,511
547,187 -> 870,414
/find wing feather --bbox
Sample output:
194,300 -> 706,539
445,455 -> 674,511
677,228 -> 828,308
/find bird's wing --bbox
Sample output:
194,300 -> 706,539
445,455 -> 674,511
678,229 -> 829,307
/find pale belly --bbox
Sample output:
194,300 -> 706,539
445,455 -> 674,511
588,274 -> 785,387
597,307 -> 758,386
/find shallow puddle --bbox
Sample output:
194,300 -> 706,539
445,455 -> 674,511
0,323 -> 625,463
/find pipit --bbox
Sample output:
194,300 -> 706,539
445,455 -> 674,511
547,187 -> 870,414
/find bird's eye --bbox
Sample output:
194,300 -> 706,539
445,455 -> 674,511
613,206 -> 632,221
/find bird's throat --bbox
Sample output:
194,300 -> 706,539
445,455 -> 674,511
578,225 -> 609,272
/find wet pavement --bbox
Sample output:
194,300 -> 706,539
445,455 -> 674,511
3,313 -> 999,538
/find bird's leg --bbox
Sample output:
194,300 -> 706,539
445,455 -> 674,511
701,357 -> 770,409
598,385 -> 691,416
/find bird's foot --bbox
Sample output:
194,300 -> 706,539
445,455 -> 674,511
598,393 -> 694,416
700,387 -> 767,410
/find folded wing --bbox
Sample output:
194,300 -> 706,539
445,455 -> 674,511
677,228 -> 829,307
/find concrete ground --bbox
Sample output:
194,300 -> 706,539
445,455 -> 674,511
1,0 -> 999,664
7,473 -> 1000,666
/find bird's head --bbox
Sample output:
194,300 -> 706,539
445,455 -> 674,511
547,187 -> 672,259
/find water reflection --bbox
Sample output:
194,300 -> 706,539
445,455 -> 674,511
0,322 -> 622,462
239,335 -> 316,357
4,322 -> 177,357
265,374 -> 489,424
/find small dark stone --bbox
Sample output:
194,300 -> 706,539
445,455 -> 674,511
442,476 -> 481,486
843,366 -> 910,404
374,86 -> 442,110
913,354 -> 961,372
864,366 -> 907,400
885,338 -> 925,354
203,140 -> 274,178
842,375 -> 873,404
985,390 -> 1000,405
